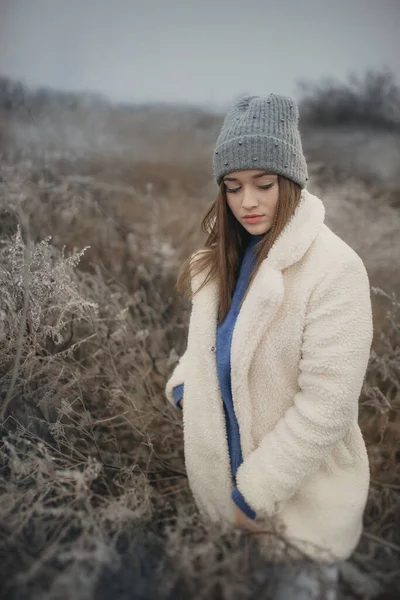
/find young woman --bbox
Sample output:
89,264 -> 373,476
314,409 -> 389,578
165,94 -> 373,596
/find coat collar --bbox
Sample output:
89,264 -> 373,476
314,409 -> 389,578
190,189 -> 326,455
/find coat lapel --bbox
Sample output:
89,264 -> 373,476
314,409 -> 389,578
190,189 -> 326,459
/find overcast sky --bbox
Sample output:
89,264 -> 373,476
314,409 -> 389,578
0,0 -> 399,109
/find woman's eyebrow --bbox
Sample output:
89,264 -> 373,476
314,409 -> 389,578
223,172 -> 273,182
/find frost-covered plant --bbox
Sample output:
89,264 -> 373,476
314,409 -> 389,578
362,286 -> 400,416
0,225 -> 96,344
0,224 -> 98,420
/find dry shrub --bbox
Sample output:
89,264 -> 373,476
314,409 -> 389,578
298,69 -> 400,131
354,287 -> 400,595
0,196 -> 180,598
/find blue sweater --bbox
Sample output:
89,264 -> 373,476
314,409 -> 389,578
172,233 -> 263,520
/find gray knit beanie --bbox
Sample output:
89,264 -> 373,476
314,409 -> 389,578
212,94 -> 308,188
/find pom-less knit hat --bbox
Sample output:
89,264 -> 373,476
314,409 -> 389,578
212,94 -> 308,188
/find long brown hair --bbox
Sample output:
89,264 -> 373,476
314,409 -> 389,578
175,174 -> 302,324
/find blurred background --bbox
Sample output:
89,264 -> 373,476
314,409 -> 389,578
1,0 -> 400,107
0,2 -> 399,599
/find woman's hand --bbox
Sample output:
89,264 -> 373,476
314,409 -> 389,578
235,506 -> 263,532
178,399 -> 183,409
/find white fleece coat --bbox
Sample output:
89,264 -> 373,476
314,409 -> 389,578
165,188 -> 373,562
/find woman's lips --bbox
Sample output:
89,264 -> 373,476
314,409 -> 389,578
243,215 -> 264,223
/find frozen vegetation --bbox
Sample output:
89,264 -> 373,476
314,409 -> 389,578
0,70 -> 399,599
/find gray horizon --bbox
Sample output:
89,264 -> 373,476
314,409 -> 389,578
0,0 -> 399,109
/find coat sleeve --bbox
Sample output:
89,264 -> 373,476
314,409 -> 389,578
165,249 -> 206,408
165,351 -> 188,407
235,255 -> 373,515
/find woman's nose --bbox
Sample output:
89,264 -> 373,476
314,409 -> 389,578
242,188 -> 258,209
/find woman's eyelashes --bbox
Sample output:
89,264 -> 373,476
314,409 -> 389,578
225,183 -> 274,194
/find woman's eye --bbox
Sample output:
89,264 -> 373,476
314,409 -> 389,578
225,183 -> 273,193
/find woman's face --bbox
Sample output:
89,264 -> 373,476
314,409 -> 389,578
223,169 -> 279,235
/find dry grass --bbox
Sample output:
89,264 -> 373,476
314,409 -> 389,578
0,78 -> 399,599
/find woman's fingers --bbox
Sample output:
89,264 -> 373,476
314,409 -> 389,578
235,507 -> 261,531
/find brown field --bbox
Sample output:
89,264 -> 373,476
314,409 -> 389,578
0,79 -> 399,599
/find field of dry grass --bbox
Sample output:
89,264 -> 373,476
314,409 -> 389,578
0,75 -> 399,599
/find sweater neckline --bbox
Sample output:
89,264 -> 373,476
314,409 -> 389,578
246,233 -> 264,248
